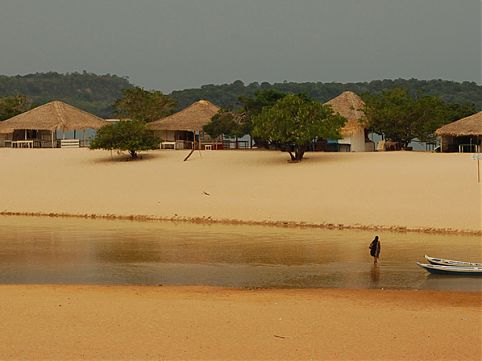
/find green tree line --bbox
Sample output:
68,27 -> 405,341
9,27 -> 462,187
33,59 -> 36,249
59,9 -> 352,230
0,71 -> 134,118
171,79 -> 482,111
203,88 -> 477,158
1,73 -> 480,119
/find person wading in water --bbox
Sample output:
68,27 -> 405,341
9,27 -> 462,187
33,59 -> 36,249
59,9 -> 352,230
369,236 -> 381,264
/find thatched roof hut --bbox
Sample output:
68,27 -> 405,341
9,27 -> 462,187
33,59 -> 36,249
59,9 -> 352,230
147,100 -> 220,132
323,91 -> 374,152
324,91 -> 367,137
436,111 -> 482,136
0,100 -> 106,134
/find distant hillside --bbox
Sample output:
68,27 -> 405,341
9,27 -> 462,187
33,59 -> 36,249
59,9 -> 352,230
1,73 -> 480,118
0,72 -> 134,118
170,79 -> 482,111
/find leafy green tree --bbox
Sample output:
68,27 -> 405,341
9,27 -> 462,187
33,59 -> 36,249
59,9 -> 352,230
90,120 -> 160,159
445,102 -> 477,122
203,110 -> 247,148
114,87 -> 177,123
238,89 -> 288,147
0,95 -> 30,121
363,88 -> 478,146
239,89 -> 288,117
364,88 -> 420,146
252,94 -> 346,162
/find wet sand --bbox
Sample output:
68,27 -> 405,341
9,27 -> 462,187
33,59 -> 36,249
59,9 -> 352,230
0,149 -> 480,233
0,285 -> 480,361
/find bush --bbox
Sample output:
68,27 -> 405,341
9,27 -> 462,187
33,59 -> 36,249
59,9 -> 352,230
90,120 -> 160,159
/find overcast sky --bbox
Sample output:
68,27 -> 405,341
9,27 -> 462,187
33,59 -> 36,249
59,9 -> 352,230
0,0 -> 480,92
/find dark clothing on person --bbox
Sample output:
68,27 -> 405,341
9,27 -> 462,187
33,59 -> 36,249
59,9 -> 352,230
369,237 -> 381,258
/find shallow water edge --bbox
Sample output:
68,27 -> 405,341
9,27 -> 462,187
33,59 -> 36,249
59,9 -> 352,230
1,215 -> 480,291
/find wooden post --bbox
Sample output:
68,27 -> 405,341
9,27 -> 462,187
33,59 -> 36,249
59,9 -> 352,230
51,131 -> 54,148
478,136 -> 481,184
477,158 -> 480,183
184,148 -> 195,162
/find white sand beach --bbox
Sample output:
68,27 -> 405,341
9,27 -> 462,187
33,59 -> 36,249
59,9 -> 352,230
0,148 -> 480,233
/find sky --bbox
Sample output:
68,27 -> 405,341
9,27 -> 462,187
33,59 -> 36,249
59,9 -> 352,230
0,0 -> 480,92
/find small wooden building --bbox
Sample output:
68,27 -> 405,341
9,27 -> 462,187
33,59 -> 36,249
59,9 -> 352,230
0,100 -> 106,148
436,111 -> 482,153
147,100 -> 222,150
324,91 -> 374,152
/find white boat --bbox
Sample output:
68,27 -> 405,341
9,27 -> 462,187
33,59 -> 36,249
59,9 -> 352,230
424,255 -> 482,268
417,262 -> 482,276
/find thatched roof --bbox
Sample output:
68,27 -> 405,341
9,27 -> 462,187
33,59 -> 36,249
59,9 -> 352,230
148,100 -> 220,132
0,100 -> 106,133
324,91 -> 367,136
436,111 -> 482,137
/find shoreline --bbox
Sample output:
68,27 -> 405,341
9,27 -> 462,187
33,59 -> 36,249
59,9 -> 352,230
1,284 -> 481,305
1,211 -> 481,235
1,285 -> 480,361
3,282 -> 482,294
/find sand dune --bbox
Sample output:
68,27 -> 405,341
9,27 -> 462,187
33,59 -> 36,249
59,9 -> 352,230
0,148 -> 480,233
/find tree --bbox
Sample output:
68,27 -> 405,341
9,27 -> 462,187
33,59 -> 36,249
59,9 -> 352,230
114,87 -> 177,123
203,110 -> 248,148
363,88 -> 478,146
239,89 -> 288,117
445,102 -> 477,122
251,94 -> 346,162
238,89 -> 288,147
0,95 -> 30,121
203,90 -> 288,149
90,120 -> 160,159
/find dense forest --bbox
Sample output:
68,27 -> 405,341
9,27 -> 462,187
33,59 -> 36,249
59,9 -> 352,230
171,79 -> 482,111
0,72 -> 133,118
0,73 -> 481,118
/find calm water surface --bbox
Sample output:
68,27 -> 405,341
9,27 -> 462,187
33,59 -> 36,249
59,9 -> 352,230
0,216 -> 481,291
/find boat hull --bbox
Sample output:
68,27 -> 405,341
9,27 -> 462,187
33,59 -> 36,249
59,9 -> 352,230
417,262 -> 482,276
425,255 -> 482,267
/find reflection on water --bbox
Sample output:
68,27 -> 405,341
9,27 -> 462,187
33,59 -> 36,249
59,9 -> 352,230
370,264 -> 380,285
0,216 -> 480,291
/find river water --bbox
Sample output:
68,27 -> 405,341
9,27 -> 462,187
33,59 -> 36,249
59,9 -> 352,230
0,216 -> 480,291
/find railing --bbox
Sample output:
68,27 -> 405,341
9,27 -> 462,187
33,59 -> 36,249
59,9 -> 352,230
161,140 -> 193,150
11,140 -> 34,148
459,144 -> 480,153
222,140 -> 250,149
3,138 -> 91,149
60,139 -> 80,148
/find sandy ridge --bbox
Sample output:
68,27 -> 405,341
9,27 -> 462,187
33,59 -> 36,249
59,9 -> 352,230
1,210 -> 481,235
